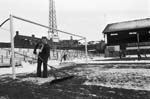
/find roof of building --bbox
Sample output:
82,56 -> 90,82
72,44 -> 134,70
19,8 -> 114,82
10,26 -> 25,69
15,34 -> 40,41
103,18 -> 150,33
0,42 -> 10,48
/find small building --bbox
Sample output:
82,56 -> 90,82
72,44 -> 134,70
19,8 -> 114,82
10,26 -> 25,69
103,18 -> 150,57
58,40 -> 79,49
14,32 -> 80,50
14,31 -> 41,48
57,36 -> 80,50
0,42 -> 10,48
0,31 -> 81,50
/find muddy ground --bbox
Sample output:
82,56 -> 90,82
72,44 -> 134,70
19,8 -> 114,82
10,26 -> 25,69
0,63 -> 150,99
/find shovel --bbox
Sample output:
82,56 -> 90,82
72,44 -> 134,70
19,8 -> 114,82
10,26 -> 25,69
38,56 -> 74,84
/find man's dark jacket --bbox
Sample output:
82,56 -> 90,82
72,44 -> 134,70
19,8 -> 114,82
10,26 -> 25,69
33,43 -> 50,59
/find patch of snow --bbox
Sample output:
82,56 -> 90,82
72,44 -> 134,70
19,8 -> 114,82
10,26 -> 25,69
84,81 -> 150,91
82,68 -> 150,91
19,76 -> 55,85
0,61 -> 37,75
70,57 -> 150,64
73,65 -> 150,91
0,60 -> 76,76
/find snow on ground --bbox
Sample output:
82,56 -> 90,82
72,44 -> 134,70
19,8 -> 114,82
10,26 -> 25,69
74,57 -> 150,64
19,76 -> 55,85
0,56 -> 149,76
0,62 -> 36,75
0,60 -> 76,85
74,65 -> 150,91
68,57 -> 150,91
0,59 -> 77,75
1,56 -> 150,87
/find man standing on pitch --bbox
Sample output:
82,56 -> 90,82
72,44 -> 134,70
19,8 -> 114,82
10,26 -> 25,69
33,37 -> 50,78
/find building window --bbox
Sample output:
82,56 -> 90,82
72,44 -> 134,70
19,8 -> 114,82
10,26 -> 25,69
110,33 -> 118,36
129,32 -> 136,35
148,30 -> 150,34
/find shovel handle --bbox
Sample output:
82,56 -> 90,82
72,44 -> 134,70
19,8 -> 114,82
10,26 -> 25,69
38,56 -> 71,76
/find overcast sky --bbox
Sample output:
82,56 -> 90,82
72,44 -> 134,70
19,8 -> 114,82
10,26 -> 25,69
0,0 -> 149,42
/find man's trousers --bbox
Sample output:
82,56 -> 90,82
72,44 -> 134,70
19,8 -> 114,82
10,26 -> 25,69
37,56 -> 48,78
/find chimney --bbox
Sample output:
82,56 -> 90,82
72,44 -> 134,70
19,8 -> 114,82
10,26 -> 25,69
70,36 -> 73,40
16,31 -> 19,36
32,34 -> 35,38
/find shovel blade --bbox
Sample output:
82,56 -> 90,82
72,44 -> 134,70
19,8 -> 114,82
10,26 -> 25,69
50,75 -> 74,84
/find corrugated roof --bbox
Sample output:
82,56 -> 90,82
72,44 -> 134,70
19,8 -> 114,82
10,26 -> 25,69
103,18 -> 150,33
